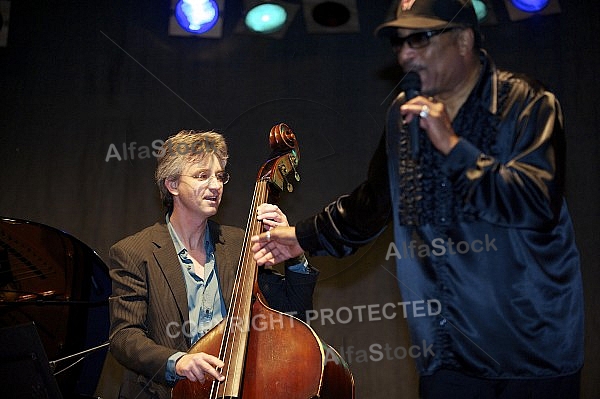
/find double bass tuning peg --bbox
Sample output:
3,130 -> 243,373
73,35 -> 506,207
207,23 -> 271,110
277,164 -> 293,192
289,153 -> 300,182
278,161 -> 299,193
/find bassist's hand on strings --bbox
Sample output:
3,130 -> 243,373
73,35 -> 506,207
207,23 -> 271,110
253,203 -> 304,267
256,203 -> 288,230
175,352 -> 225,383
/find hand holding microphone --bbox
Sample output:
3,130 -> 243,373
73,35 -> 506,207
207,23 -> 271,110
397,72 -> 460,156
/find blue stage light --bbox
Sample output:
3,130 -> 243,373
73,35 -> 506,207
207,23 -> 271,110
510,0 -> 549,13
174,0 -> 219,34
245,4 -> 288,34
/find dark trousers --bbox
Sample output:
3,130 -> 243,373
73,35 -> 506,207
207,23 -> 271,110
419,369 -> 581,399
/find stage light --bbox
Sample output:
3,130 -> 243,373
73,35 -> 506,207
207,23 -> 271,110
168,0 -> 225,38
472,0 -> 498,25
245,3 -> 287,34
510,0 -> 549,12
503,0 -> 560,21
302,0 -> 359,34
235,1 -> 299,39
175,0 -> 219,33
472,0 -> 488,21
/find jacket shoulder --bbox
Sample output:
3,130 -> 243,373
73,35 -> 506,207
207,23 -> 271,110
497,69 -> 554,100
110,223 -> 169,254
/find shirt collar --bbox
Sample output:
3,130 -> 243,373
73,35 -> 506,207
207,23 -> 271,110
166,214 -> 214,265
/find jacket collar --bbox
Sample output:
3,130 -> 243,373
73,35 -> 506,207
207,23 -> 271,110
472,49 -> 499,115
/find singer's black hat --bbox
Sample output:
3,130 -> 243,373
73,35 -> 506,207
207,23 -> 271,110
375,0 -> 479,37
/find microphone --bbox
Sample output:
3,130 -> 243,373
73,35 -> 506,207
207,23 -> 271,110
399,71 -> 422,159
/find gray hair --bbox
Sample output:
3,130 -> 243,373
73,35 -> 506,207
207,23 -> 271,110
155,130 -> 228,213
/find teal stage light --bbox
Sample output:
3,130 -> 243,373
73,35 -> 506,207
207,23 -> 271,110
245,3 -> 288,34
472,0 -> 488,22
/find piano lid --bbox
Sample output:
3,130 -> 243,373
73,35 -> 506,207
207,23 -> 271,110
0,216 -> 112,397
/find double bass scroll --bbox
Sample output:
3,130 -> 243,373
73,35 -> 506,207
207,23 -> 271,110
171,123 -> 354,399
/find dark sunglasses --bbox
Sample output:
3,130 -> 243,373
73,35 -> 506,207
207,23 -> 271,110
390,28 -> 459,50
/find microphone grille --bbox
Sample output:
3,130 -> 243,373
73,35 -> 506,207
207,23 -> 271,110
400,71 -> 421,92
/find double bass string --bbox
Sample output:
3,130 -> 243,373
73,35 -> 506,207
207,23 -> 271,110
216,179 -> 267,398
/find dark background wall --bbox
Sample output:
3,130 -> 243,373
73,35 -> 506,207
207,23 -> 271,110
1,1 -> 598,398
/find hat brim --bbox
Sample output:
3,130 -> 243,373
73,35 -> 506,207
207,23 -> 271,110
374,17 -> 461,37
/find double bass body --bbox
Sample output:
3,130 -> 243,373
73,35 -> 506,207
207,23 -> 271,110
172,295 -> 354,399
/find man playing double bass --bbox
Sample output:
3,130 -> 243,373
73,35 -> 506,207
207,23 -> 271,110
107,130 -> 318,399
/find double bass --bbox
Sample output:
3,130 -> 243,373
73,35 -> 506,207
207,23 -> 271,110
172,123 -> 354,399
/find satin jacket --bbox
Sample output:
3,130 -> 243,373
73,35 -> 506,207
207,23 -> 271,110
109,221 -> 318,399
295,51 -> 584,379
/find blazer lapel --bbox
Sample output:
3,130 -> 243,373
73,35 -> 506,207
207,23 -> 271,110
151,224 -> 189,325
209,221 -> 236,309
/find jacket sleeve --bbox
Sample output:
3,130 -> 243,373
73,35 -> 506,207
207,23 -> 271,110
257,260 -> 319,322
296,133 -> 392,257
442,80 -> 566,229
